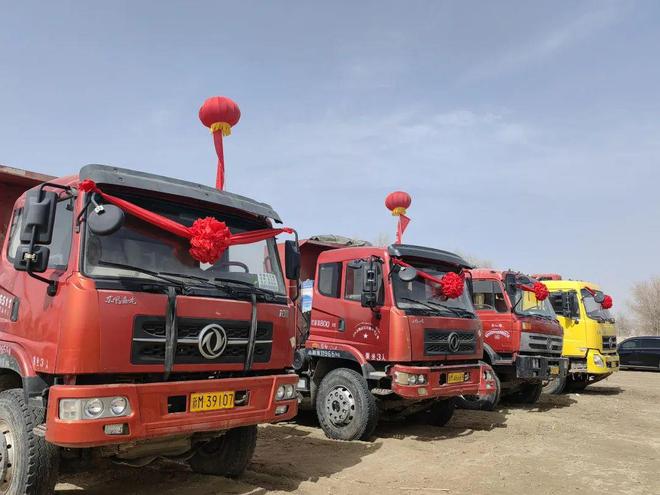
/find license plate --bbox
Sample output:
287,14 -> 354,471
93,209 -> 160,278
447,372 -> 466,384
549,365 -> 560,376
190,391 -> 235,412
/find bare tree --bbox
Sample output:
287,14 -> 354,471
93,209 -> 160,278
455,251 -> 494,268
628,276 -> 660,337
372,232 -> 393,247
615,312 -> 637,338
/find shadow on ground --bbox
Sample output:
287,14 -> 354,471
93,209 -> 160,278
577,385 -> 623,396
56,422 -> 380,494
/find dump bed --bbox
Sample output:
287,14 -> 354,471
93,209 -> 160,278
0,165 -> 54,247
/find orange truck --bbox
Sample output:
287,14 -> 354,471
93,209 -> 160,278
0,163 -> 300,493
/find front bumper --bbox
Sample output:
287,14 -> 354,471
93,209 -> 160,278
46,374 -> 298,448
388,362 -> 496,400
515,354 -> 569,380
586,349 -> 619,374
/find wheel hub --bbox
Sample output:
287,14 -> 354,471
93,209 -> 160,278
0,419 -> 15,494
324,386 -> 356,426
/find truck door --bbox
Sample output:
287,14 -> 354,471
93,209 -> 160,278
308,261 -> 346,338
341,259 -> 388,361
549,290 -> 585,357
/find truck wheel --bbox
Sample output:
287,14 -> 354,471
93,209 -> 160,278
455,372 -> 501,411
543,374 -> 567,395
316,368 -> 379,441
428,398 -> 456,427
188,426 -> 257,478
507,382 -> 543,404
0,389 -> 59,495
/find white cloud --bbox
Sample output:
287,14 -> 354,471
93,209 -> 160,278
461,2 -> 626,82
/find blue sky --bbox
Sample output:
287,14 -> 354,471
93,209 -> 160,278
1,1 -> 658,312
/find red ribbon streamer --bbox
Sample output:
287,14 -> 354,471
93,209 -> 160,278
391,258 -> 464,299
516,282 -> 549,301
79,179 -> 293,264
584,286 -> 613,309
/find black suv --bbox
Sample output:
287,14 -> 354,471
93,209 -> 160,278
618,336 -> 660,370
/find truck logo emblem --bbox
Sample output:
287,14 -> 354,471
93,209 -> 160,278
608,336 -> 616,348
447,332 -> 461,353
198,324 -> 228,359
547,338 -> 553,351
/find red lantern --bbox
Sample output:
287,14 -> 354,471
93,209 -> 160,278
385,191 -> 412,244
199,96 -> 241,190
385,191 -> 412,216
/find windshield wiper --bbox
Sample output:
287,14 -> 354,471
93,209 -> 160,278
400,297 -> 470,318
212,277 -> 279,301
424,299 -> 475,318
98,260 -> 188,291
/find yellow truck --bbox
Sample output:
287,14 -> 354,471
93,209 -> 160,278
533,274 -> 619,393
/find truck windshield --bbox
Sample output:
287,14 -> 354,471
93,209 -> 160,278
83,193 -> 286,295
391,262 -> 475,318
511,284 -> 556,319
581,289 -> 613,321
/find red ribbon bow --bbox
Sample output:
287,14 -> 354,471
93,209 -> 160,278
79,179 -> 293,264
517,281 -> 549,301
584,286 -> 613,309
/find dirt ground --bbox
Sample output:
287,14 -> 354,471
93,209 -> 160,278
56,371 -> 659,495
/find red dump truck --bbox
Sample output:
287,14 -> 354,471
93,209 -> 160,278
0,163 -> 299,493
282,236 -> 496,441
462,269 -> 568,409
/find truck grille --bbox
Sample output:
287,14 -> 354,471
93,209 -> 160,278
519,333 -> 563,355
602,335 -> 617,351
131,316 -> 273,365
424,329 -> 476,356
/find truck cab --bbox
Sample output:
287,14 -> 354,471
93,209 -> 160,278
287,237 -> 496,441
0,164 -> 299,493
467,269 -> 568,408
534,275 -> 619,393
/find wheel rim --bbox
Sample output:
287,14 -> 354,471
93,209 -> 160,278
324,386 -> 356,427
0,419 -> 15,494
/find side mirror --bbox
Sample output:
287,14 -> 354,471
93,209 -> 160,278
13,245 -> 50,273
397,266 -> 418,282
19,190 -> 57,245
504,273 -> 517,297
592,290 -> 605,304
361,259 -> 383,309
88,204 -> 125,236
561,292 -> 580,320
284,240 -> 301,280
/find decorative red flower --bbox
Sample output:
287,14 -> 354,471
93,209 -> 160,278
601,295 -> 613,309
440,272 -> 464,299
188,217 -> 232,264
533,282 -> 549,301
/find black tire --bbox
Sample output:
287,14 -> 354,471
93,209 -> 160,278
543,374 -> 567,395
428,398 -> 456,427
188,425 -> 257,478
507,382 -> 543,404
0,389 -> 59,495
456,372 -> 501,411
316,368 -> 379,441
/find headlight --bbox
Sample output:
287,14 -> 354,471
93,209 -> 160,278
275,385 -> 285,400
593,354 -> 605,367
284,384 -> 295,399
110,397 -> 128,416
84,399 -> 104,418
416,374 -> 426,384
408,374 -> 417,385
59,397 -> 131,421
